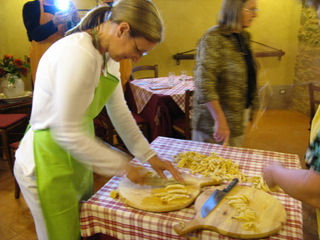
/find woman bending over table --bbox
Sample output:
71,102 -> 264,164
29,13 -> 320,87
14,1 -> 182,239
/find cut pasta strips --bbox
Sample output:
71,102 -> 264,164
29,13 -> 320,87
226,194 -> 257,230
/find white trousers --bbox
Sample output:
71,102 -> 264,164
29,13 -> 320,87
192,130 -> 245,147
192,108 -> 251,147
14,161 -> 49,240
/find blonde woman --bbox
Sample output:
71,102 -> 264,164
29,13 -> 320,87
14,1 -> 182,239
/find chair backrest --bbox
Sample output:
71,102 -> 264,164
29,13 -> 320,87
130,64 -> 158,80
308,82 -> 320,121
94,108 -> 116,146
184,89 -> 194,140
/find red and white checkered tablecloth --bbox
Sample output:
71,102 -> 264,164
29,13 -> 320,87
80,137 -> 303,240
129,76 -> 194,114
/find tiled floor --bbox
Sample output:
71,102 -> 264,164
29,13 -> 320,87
0,163 -> 110,240
0,109 -> 318,240
243,109 -> 318,240
243,109 -> 311,164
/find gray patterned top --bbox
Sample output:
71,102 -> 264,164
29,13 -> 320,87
192,25 -> 258,137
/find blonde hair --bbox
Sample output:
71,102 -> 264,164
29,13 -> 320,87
66,0 -> 164,43
218,0 -> 248,32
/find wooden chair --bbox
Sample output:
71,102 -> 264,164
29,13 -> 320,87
131,112 -> 148,140
172,89 -> 194,140
128,64 -> 158,139
0,114 -> 28,162
130,64 -> 158,80
94,108 -> 117,146
308,82 -> 320,122
0,114 -> 28,199
94,108 -> 148,151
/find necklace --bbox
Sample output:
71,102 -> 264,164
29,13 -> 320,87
92,27 -> 107,74
93,27 -> 99,50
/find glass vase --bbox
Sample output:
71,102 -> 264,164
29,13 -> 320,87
1,74 -> 25,98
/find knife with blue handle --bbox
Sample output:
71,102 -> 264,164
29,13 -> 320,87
201,178 -> 239,218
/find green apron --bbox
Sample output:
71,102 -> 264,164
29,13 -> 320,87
34,72 -> 119,240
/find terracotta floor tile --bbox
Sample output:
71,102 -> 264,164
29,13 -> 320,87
0,223 -> 18,240
9,227 -> 38,240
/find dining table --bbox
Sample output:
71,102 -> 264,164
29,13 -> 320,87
80,136 -> 303,240
0,91 -> 32,115
124,76 -> 194,141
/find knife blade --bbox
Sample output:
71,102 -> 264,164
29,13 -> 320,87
201,178 -> 239,218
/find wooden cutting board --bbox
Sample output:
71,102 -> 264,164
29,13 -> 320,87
173,185 -> 286,239
118,174 -> 219,212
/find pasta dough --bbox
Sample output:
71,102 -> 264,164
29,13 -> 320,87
226,194 -> 257,230
153,184 -> 191,203
174,151 -> 246,181
174,151 -> 272,192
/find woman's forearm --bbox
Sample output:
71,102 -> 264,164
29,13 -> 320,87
264,165 -> 320,208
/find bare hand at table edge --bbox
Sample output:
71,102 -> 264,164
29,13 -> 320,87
148,155 -> 183,181
263,163 -> 320,208
205,100 -> 230,147
125,155 -> 183,185
213,120 -> 230,147
262,163 -> 283,188
125,163 -> 148,185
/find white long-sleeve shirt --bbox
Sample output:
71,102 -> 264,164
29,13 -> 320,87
16,32 -> 155,177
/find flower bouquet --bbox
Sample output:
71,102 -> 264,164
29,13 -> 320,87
0,54 -> 30,97
0,54 -> 30,83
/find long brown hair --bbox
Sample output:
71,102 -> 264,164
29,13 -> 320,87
219,0 -> 248,32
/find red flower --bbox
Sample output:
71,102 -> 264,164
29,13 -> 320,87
20,66 -> 29,76
4,54 -> 13,59
0,68 -> 6,76
14,59 -> 23,67
0,54 -> 30,78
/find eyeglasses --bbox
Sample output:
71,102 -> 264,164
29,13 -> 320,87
243,8 -> 259,13
130,28 -> 148,57
132,37 -> 148,57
